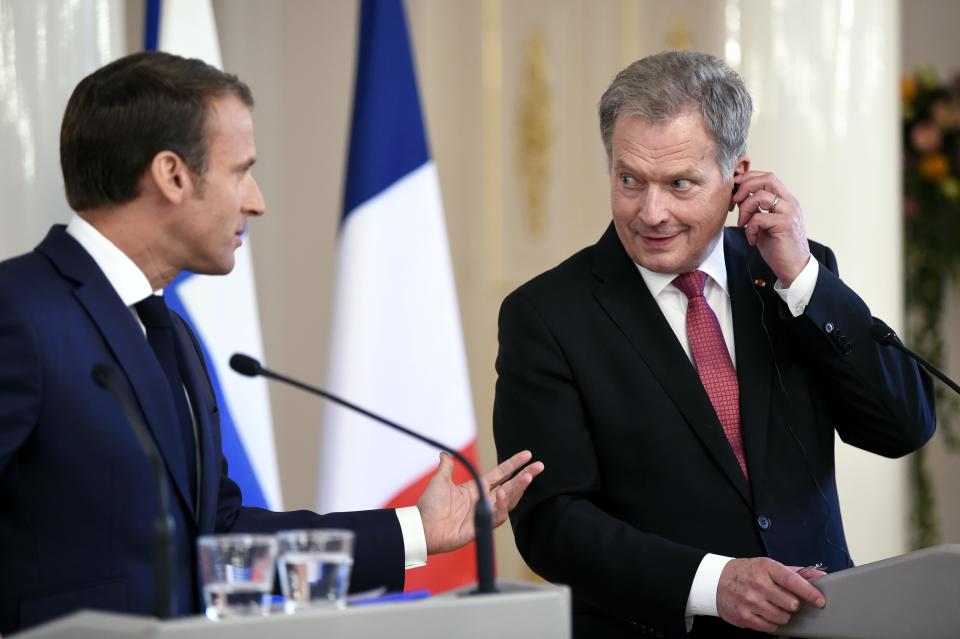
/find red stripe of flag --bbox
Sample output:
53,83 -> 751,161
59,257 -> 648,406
383,441 -> 488,592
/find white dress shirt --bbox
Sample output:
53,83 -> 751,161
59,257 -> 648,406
634,232 -> 819,622
65,214 -> 428,568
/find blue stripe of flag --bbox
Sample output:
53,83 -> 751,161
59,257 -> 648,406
343,0 -> 429,217
144,0 -> 161,51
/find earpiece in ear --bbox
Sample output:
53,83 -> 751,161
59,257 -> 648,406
729,182 -> 740,213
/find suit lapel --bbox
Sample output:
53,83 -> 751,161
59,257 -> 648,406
724,228 -> 774,490
591,224 -> 752,506
171,316 -> 220,530
37,227 -> 196,516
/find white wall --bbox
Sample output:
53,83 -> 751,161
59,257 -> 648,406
0,0 -> 125,260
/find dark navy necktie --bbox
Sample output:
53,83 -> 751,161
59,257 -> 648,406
135,294 -> 198,506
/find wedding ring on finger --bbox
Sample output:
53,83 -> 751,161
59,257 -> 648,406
757,194 -> 781,214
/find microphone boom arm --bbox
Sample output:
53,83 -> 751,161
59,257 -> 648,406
871,319 -> 960,396
230,354 -> 497,595
92,364 -> 176,618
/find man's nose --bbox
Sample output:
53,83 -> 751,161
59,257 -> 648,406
243,174 -> 266,216
636,186 -> 669,227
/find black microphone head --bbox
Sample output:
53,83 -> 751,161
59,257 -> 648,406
870,317 -> 901,346
230,353 -> 263,377
91,364 -> 113,389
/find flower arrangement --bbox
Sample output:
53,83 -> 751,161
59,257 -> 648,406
901,67 -> 960,548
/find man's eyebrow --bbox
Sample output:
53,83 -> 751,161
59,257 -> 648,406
613,159 -> 705,181
667,168 -> 705,181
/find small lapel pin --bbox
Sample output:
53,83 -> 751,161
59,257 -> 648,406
754,278 -> 766,287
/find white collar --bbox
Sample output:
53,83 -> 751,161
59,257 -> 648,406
635,230 -> 729,297
65,213 -> 157,306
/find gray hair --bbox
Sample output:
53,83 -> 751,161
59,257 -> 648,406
598,50 -> 752,178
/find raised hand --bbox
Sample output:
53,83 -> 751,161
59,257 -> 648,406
417,450 -> 544,555
733,170 -> 811,287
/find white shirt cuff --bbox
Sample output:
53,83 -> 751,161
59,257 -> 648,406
774,256 -> 819,317
685,553 -> 732,618
395,506 -> 428,569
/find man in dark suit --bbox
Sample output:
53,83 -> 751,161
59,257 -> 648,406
493,50 -> 935,638
0,51 -> 542,635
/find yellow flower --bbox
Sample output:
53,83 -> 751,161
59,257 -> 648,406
919,153 -> 951,181
902,75 -> 918,104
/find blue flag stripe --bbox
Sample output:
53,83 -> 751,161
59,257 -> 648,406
144,0 -> 161,51
342,0 -> 429,217
165,275 -> 270,509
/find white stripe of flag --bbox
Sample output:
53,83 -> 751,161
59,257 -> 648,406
318,0 -> 478,592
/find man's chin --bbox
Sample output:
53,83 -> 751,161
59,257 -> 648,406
631,243 -> 710,276
191,259 -> 235,276
633,253 -> 686,275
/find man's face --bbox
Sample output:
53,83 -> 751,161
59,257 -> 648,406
609,109 -> 743,274
169,94 -> 265,275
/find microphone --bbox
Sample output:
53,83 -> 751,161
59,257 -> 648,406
92,364 -> 176,618
229,353 -> 498,595
870,318 -> 960,396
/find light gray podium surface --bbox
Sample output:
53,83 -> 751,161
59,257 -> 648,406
12,580 -> 570,639
777,544 -> 960,639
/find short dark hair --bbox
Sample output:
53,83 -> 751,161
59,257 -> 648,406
60,51 -> 254,211
598,50 -> 752,178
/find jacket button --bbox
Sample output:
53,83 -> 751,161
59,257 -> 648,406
824,322 -> 835,333
757,515 -> 771,530
842,343 -> 853,355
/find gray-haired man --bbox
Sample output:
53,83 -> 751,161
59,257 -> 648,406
493,50 -> 934,638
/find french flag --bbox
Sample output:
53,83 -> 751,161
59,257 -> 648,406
317,0 -> 479,592
144,0 -> 283,512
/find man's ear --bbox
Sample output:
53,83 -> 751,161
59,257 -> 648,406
149,151 -> 194,205
728,154 -> 750,212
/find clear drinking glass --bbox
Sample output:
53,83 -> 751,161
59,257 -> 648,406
276,529 -> 355,613
197,534 -> 278,620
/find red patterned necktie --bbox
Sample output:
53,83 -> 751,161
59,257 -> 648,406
673,271 -> 748,479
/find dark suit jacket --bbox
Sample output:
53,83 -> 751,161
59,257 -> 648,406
0,226 -> 404,634
493,224 -> 935,638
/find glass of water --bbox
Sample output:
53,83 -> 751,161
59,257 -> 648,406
276,529 -> 355,613
197,534 -> 278,620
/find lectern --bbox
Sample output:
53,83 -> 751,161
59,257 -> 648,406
12,581 -> 570,639
777,544 -> 960,639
